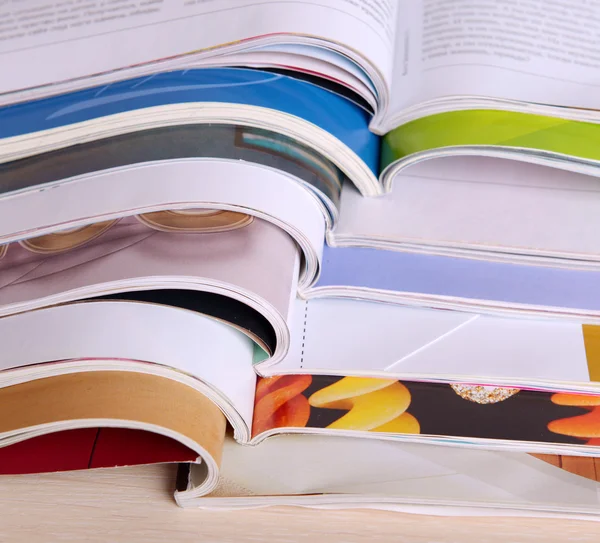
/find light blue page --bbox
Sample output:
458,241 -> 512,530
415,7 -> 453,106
318,245 -> 600,311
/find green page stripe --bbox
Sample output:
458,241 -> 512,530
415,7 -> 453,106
381,110 -> 600,170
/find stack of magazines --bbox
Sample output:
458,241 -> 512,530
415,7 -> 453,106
3,0 -> 600,520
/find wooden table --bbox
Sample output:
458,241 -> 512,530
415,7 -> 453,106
1,463 -> 600,542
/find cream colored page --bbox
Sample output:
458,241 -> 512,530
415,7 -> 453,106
0,0 -> 395,95
388,0 -> 600,120
210,435 -> 600,511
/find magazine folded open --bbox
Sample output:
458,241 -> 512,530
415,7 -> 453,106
3,68 -> 600,270
2,348 -> 600,519
4,3 -> 600,519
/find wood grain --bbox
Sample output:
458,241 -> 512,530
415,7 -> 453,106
1,464 -> 600,542
531,454 -> 600,481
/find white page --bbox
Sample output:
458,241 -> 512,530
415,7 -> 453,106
275,297 -> 590,385
385,0 -> 423,126
388,0 -> 600,121
208,435 -> 600,512
0,0 -> 395,98
202,45 -> 377,104
0,159 -> 328,287
335,156 -> 600,261
0,301 -> 257,427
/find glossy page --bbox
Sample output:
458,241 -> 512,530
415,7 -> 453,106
0,215 -> 299,322
0,69 -> 379,173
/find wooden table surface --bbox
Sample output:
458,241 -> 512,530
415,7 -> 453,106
1,463 -> 600,542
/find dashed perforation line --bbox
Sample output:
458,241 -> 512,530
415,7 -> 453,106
300,299 -> 309,369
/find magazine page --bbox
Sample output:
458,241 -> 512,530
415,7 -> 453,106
0,159 -> 327,291
0,124 -> 346,210
0,215 -> 298,321
0,299 -> 259,430
311,244 -> 600,319
0,371 -> 226,475
99,289 -> 278,356
384,0 -> 600,130
250,374 -> 600,458
0,1 -> 396,100
334,157 -> 600,264
0,69 -> 379,176
0,427 -> 199,475
183,435 -> 600,516
271,298 -> 595,389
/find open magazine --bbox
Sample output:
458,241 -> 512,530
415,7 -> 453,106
2,1 -> 600,184
3,177 -> 600,516
5,203 -> 600,385
179,435 -> 600,520
3,292 -> 600,518
3,0 -> 600,520
2,66 -> 600,271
